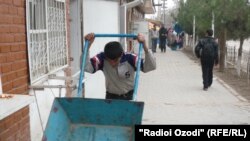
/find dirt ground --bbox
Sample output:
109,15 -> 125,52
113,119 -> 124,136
182,48 -> 250,102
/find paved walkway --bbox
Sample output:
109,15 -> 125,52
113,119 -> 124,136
137,48 -> 250,124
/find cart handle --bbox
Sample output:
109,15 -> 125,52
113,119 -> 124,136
77,34 -> 143,101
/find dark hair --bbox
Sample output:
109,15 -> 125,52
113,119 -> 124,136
104,41 -> 123,60
206,29 -> 213,36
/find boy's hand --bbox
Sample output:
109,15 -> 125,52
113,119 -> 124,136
137,33 -> 145,44
84,33 -> 95,47
137,33 -> 148,53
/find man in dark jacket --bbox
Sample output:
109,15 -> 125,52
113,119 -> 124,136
195,29 -> 219,91
159,24 -> 168,52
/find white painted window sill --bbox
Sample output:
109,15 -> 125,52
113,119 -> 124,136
0,94 -> 34,120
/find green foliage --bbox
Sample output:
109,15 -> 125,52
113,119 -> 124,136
176,0 -> 250,40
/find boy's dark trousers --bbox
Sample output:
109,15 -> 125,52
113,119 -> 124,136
106,90 -> 134,100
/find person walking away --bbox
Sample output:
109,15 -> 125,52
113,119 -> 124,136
150,25 -> 159,53
195,29 -> 219,91
177,31 -> 185,50
159,24 -> 167,52
84,33 -> 156,100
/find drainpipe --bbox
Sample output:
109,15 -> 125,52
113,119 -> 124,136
120,0 -> 144,51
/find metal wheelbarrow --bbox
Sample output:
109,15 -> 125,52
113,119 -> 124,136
43,34 -> 144,141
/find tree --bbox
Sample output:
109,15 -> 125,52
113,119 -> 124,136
223,0 -> 250,75
176,0 -> 250,72
177,0 -> 213,36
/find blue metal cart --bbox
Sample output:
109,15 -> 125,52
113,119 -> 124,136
43,34 -> 144,141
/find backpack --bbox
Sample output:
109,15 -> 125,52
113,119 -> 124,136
201,38 -> 215,58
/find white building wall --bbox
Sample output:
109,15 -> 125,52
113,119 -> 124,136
29,71 -> 66,141
131,20 -> 150,58
83,0 -> 120,98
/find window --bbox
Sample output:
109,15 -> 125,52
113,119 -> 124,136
26,0 -> 68,84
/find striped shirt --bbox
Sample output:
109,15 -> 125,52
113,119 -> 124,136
85,51 -> 156,95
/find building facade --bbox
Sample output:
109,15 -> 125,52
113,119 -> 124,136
0,0 -> 154,140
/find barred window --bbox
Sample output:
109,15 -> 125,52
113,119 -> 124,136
26,0 -> 68,84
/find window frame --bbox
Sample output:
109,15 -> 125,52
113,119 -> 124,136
26,0 -> 68,84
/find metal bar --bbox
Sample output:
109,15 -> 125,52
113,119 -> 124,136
63,0 -> 68,67
59,87 -> 62,97
77,40 -> 89,97
30,29 -> 47,34
46,0 -> 51,72
26,0 -> 33,83
59,1 -> 63,66
55,0 -> 59,68
30,84 -> 76,89
33,90 -> 44,132
48,74 -> 73,81
133,43 -> 143,100
94,34 -> 137,38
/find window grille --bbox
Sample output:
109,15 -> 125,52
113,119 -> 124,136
26,0 -> 68,84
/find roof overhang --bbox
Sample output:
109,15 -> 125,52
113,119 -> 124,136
146,18 -> 162,26
139,0 -> 155,14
